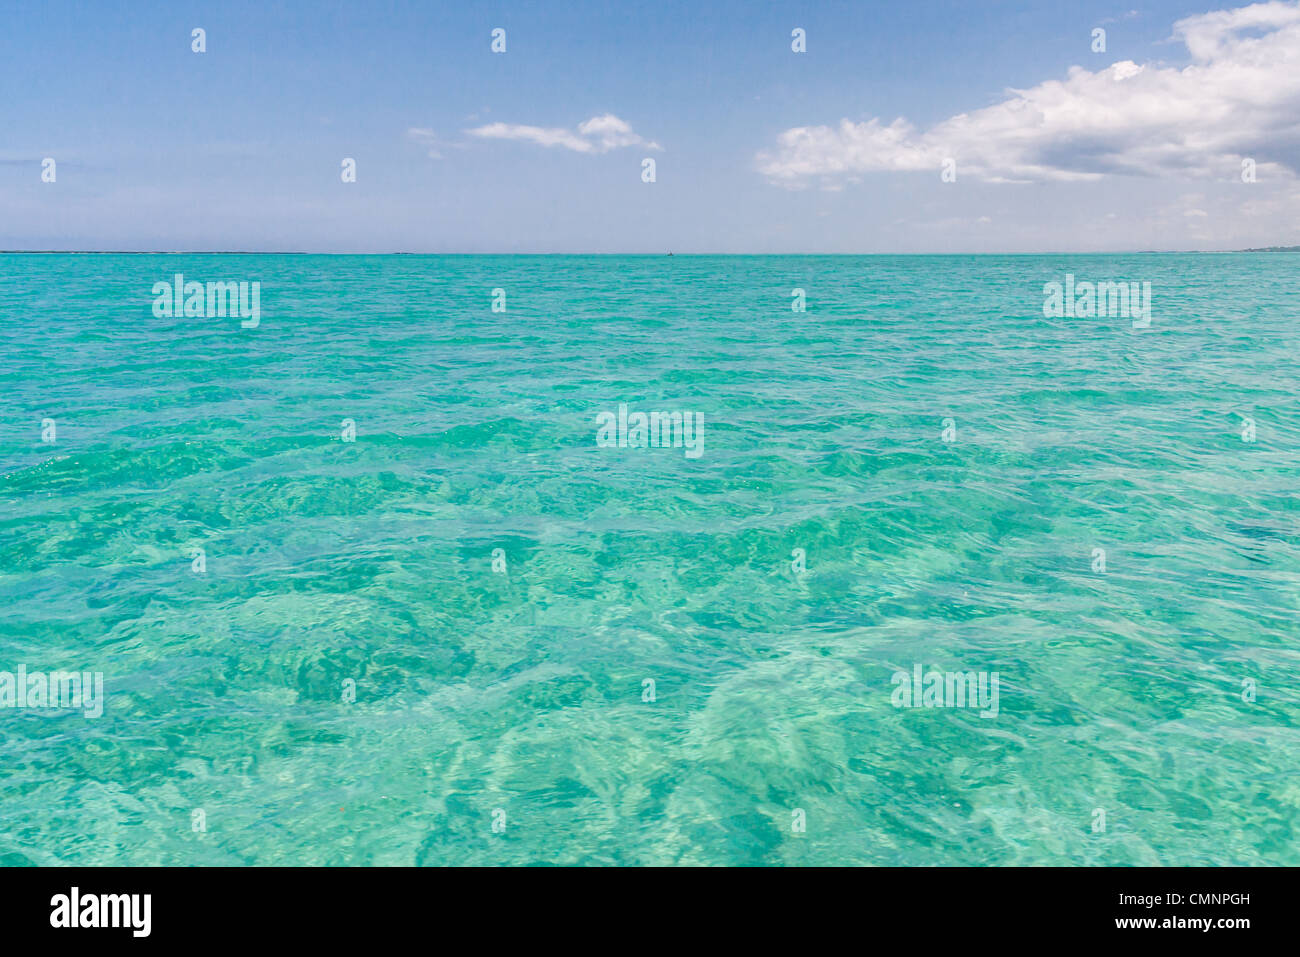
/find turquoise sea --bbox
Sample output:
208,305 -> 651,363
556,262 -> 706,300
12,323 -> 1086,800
1,252 -> 1297,866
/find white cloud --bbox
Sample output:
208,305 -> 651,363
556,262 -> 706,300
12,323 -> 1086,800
757,1 -> 1300,186
406,127 -> 443,159
467,113 -> 660,153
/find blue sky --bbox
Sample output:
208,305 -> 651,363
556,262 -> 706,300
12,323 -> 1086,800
3,0 -> 1299,252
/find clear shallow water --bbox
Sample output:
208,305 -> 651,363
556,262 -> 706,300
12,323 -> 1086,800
0,252 -> 1297,866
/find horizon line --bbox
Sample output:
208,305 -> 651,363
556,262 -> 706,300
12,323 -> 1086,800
2,248 -> 1297,256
